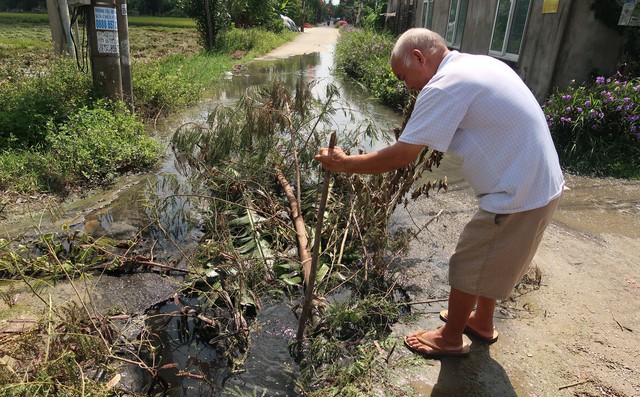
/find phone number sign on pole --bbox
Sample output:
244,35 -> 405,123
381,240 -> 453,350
95,7 -> 118,31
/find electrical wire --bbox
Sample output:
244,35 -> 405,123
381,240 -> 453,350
70,5 -> 89,73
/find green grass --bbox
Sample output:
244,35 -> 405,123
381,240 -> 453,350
0,11 -> 196,27
0,12 -> 48,23
0,18 -> 54,61
0,11 -> 300,194
128,15 -> 196,28
217,28 -> 297,57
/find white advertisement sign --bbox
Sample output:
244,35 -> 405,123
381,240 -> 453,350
97,30 -> 119,54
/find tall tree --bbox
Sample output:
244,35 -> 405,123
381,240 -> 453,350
0,0 -> 42,11
180,0 -> 229,51
229,0 -> 279,29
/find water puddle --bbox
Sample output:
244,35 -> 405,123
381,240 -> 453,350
554,174 -> 640,239
145,297 -> 298,396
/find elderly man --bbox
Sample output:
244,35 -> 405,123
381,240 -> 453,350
315,28 -> 564,358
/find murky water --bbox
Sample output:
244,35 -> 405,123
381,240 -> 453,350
144,297 -> 299,396
553,174 -> 640,239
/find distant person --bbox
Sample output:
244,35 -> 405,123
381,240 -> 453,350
315,28 -> 564,358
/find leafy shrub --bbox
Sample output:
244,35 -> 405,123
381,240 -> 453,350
0,149 -> 59,193
0,59 -> 93,150
334,27 -> 409,109
132,55 -> 205,119
543,74 -> 640,178
45,100 -> 162,187
180,0 -> 230,51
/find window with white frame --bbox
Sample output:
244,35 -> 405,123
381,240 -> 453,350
422,0 -> 434,29
489,0 -> 531,62
445,0 -> 469,48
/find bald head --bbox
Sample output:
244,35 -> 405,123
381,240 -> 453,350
391,28 -> 448,68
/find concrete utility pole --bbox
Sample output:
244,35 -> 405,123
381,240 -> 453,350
87,0 -> 123,101
116,0 -> 133,111
46,0 -> 76,57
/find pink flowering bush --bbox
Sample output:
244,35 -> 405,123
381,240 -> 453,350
543,74 -> 640,178
335,20 -> 348,28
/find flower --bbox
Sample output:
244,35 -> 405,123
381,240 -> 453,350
543,73 -> 640,176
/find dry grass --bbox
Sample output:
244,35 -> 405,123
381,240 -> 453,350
0,14 -> 201,75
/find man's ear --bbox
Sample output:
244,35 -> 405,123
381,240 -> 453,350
412,49 -> 425,65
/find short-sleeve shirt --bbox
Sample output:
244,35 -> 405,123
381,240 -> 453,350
399,51 -> 564,213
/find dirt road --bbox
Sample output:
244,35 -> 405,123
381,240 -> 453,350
273,26 -> 640,397
256,25 -> 340,60
390,174 -> 640,397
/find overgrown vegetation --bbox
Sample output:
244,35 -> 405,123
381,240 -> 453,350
543,75 -> 640,178
0,229 -> 183,396
0,13 -> 296,194
0,302 -> 116,396
0,77 -> 440,394
334,26 -> 410,110
170,79 -> 444,393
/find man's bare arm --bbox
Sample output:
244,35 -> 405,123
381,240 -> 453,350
315,141 -> 426,174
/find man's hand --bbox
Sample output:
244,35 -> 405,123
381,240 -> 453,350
315,146 -> 348,173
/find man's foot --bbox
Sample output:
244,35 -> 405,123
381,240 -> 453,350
439,310 -> 499,344
403,328 -> 470,359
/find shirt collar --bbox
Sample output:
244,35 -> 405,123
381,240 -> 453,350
437,50 -> 460,73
